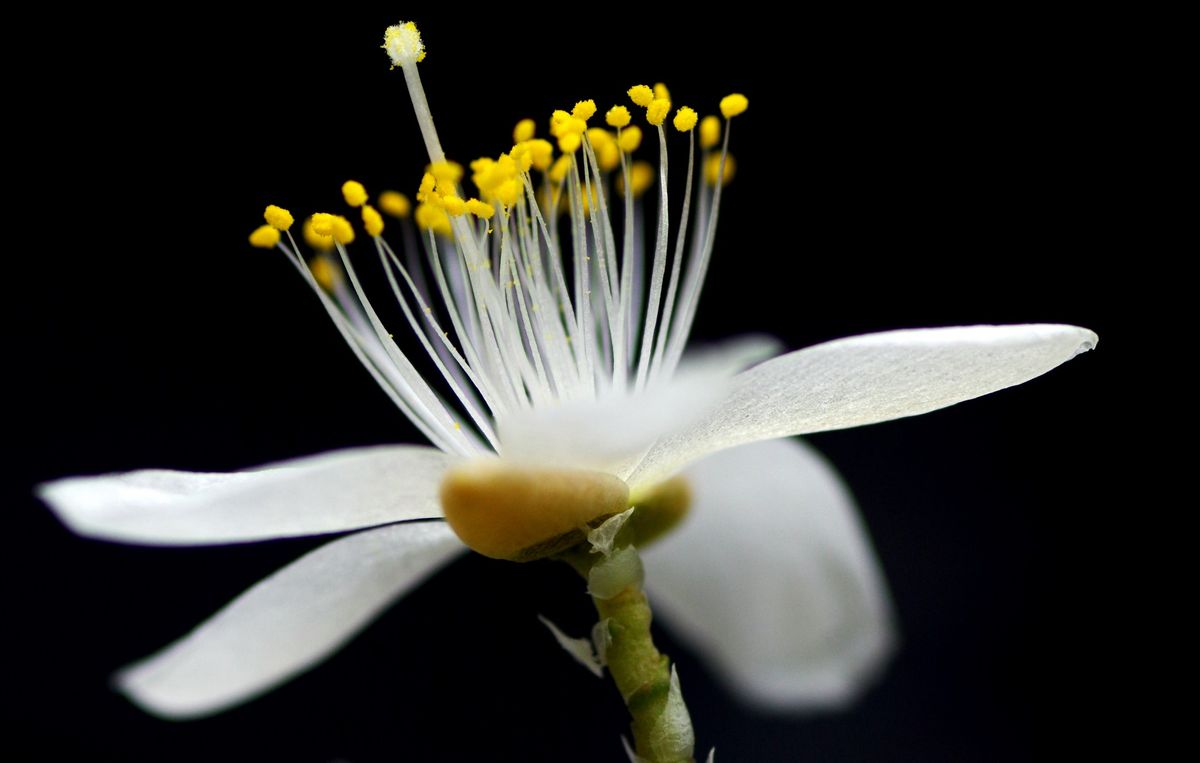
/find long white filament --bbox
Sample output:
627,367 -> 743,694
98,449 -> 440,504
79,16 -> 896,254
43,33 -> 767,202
286,58 -> 737,459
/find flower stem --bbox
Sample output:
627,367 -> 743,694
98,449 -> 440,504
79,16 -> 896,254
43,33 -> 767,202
559,544 -> 695,763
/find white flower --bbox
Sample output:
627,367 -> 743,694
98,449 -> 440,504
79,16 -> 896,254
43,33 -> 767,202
37,20 -> 1098,723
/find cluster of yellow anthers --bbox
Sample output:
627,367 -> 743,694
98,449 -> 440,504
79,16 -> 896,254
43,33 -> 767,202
245,20 -> 749,462
248,87 -> 747,258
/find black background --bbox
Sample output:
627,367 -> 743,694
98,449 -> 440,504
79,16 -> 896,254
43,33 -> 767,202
13,8 -> 1133,761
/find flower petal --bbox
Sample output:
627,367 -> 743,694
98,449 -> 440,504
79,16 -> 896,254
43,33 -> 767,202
497,336 -> 779,476
644,438 -> 895,710
37,446 -> 455,545
629,324 -> 1097,488
117,521 -> 464,718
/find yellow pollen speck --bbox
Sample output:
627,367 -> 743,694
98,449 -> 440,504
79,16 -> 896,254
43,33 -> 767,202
379,191 -> 411,218
699,115 -> 721,149
263,205 -> 294,231
606,105 -> 631,128
653,82 -> 671,103
443,195 -> 467,216
572,99 -> 597,122
558,131 -> 582,154
362,205 -> 384,236
628,84 -> 654,107
673,106 -> 698,132
466,198 -> 495,219
309,256 -> 337,291
704,153 -> 737,186
513,118 -> 536,143
617,161 -> 655,198
383,21 -> 425,67
646,98 -> 670,126
248,225 -> 280,248
342,180 -> 368,208
618,125 -> 643,153
303,217 -> 335,250
720,93 -> 749,118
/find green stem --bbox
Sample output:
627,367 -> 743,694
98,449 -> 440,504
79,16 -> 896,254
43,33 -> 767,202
560,545 -> 694,763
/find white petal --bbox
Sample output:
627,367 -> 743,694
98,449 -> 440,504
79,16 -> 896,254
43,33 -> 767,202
117,522 -> 464,718
629,324 -> 1096,488
38,446 -> 455,545
497,336 -> 778,476
645,438 -> 895,710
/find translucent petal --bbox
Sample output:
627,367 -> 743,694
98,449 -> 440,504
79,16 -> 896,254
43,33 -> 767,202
645,438 -> 895,709
118,522 -> 464,718
38,446 -> 453,545
630,324 -> 1096,488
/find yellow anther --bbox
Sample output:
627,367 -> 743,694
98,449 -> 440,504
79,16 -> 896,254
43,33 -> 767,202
549,109 -> 572,137
248,225 -> 280,249
699,115 -> 721,149
439,459 -> 630,562
379,191 -> 411,218
572,99 -> 597,122
526,139 -> 554,171
443,194 -> 467,217
303,217 -> 335,251
646,98 -> 670,126
513,118 -> 536,143
414,203 -> 453,237
417,172 -> 438,202
558,131 -> 582,154
618,125 -> 643,153
263,205 -> 294,231
466,198 -> 495,219
495,178 -> 521,208
548,155 -> 572,183
673,106 -> 698,132
311,212 -> 355,245
510,143 -> 534,173
704,153 -> 737,186
362,204 -> 384,236
383,21 -> 425,67
341,180 -> 368,208
586,127 -> 613,147
606,105 -> 631,128
309,256 -> 337,291
627,84 -> 654,107
597,140 -> 620,172
720,93 -> 749,118
428,160 -> 464,184
617,161 -> 655,198
654,82 -> 671,103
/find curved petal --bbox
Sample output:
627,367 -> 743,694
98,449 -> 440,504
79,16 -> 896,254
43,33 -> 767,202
629,324 -> 1097,488
117,521 -> 465,718
37,446 -> 455,545
644,438 -> 895,710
